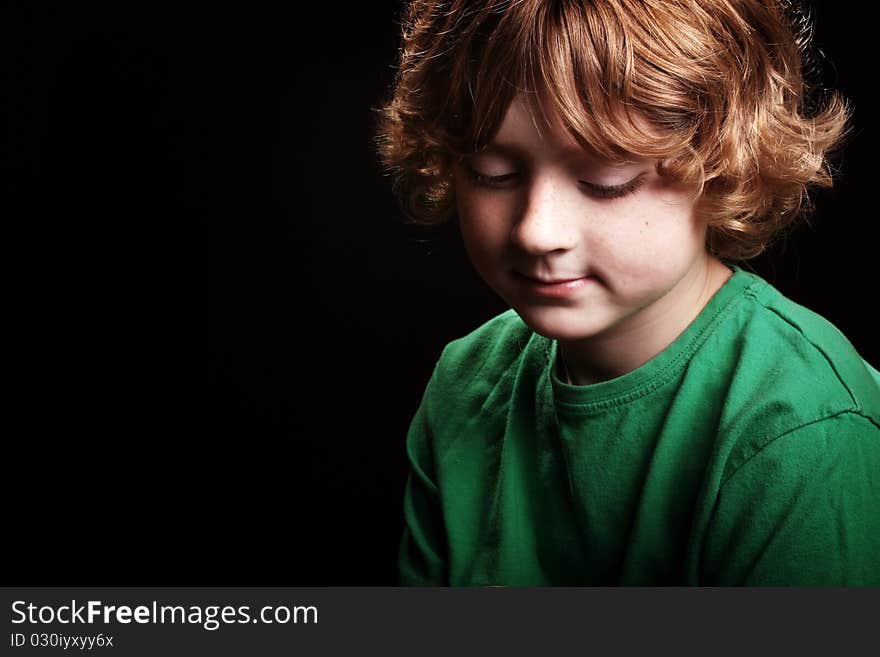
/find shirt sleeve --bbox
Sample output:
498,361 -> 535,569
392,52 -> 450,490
700,411 -> 880,586
398,366 -> 448,586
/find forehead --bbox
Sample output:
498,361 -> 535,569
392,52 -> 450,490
491,95 -> 577,150
484,94 -> 645,166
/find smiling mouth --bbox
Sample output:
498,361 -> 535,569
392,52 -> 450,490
513,271 -> 595,298
530,276 -> 584,284
515,271 -> 593,284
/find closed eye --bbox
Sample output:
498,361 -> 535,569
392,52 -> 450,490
465,166 -> 648,200
579,172 -> 647,199
466,167 -> 519,189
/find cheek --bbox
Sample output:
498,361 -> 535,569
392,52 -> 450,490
592,194 -> 705,276
455,187 -> 510,253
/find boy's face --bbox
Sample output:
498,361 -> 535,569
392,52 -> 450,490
453,94 -> 714,344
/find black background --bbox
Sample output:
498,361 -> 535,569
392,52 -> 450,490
6,1 -> 876,585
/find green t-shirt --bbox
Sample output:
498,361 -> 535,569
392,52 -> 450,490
400,268 -> 880,585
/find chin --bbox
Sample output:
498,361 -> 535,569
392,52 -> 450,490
511,305 -> 613,342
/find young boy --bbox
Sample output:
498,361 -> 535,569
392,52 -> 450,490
376,0 -> 880,585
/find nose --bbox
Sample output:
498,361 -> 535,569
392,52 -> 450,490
510,175 -> 579,255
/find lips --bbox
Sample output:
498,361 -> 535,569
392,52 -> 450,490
528,276 -> 584,284
513,270 -> 595,298
516,271 -> 591,284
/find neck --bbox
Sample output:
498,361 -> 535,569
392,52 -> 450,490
559,255 -> 732,386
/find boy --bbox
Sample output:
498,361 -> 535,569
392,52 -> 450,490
376,0 -> 880,585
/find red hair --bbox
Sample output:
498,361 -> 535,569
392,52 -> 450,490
375,0 -> 849,259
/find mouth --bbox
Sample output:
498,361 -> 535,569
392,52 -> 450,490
513,271 -> 595,298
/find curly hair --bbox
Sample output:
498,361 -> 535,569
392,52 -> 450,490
375,0 -> 849,260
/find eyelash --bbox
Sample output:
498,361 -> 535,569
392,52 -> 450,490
467,169 -> 646,199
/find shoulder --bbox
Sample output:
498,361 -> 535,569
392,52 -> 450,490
434,308 -> 537,385
710,270 -> 880,478
737,271 -> 878,412
416,309 -> 543,444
